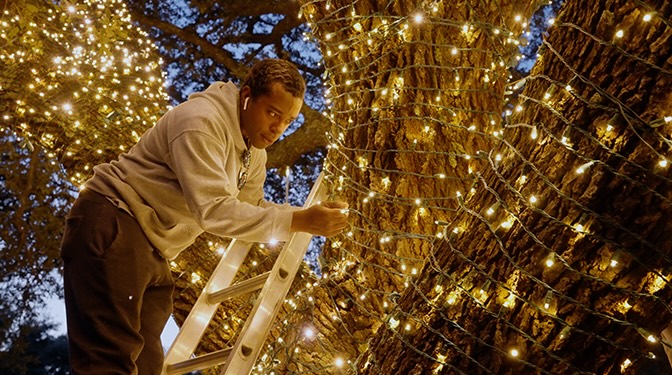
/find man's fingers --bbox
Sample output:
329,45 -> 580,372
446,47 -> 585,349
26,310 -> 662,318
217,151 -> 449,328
301,202 -> 350,237
322,212 -> 348,237
322,201 -> 348,209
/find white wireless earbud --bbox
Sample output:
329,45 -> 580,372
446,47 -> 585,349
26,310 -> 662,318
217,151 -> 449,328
243,97 -> 249,111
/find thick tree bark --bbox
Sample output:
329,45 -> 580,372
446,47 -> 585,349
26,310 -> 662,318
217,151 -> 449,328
358,0 -> 672,374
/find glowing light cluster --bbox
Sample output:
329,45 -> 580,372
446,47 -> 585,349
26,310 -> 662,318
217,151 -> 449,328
0,0 -> 170,186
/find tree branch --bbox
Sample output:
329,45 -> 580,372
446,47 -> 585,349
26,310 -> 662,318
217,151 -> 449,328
266,104 -> 328,169
127,6 -> 247,78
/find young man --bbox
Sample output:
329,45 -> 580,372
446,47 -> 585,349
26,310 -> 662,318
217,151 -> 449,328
60,59 -> 348,374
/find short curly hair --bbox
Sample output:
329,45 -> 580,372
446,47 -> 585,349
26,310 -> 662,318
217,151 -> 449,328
241,58 -> 306,99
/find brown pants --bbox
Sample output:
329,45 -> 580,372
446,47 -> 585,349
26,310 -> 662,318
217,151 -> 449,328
61,189 -> 174,375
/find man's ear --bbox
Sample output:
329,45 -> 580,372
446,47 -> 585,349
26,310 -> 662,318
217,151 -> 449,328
240,85 -> 252,102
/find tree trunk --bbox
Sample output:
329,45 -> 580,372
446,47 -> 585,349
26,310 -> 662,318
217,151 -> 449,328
358,0 -> 672,374
247,0 -> 538,373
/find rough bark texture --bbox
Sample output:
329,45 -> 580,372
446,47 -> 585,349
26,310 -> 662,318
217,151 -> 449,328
358,0 -> 672,374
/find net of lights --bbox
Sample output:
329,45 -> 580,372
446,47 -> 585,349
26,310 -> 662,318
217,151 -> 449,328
0,0 -> 170,187
224,0 -> 672,373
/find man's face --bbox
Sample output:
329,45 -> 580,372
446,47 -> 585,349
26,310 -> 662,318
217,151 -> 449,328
239,82 -> 303,149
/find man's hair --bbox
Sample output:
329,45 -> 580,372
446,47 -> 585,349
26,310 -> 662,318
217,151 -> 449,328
241,58 -> 306,99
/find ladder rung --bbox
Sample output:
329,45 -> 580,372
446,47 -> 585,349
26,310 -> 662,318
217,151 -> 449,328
165,347 -> 233,375
206,271 -> 271,304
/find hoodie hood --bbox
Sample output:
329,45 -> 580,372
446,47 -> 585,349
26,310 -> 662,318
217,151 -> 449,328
189,81 -> 247,152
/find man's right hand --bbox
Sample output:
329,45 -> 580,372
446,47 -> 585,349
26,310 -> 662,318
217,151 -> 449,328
291,201 -> 349,238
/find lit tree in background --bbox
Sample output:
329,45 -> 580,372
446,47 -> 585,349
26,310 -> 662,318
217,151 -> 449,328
0,0 -> 170,187
0,0 -> 168,368
226,0 -> 670,374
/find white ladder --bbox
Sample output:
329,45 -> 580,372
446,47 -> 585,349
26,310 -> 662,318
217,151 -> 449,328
162,172 -> 327,375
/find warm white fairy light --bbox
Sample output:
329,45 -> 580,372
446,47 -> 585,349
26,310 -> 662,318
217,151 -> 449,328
621,358 -> 632,372
609,252 -> 619,268
543,291 -> 554,310
3,0 -> 169,186
190,272 -> 201,283
502,292 -> 516,308
500,216 -> 514,229
575,161 -> 594,174
304,327 -> 315,339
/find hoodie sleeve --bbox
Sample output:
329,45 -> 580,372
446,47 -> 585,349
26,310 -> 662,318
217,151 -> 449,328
167,128 -> 294,242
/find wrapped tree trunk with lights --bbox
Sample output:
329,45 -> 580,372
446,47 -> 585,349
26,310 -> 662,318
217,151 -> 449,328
309,0 -> 672,374
249,0 -> 672,374
249,0 -> 538,373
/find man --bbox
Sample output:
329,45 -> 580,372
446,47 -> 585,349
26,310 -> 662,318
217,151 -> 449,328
60,58 -> 348,374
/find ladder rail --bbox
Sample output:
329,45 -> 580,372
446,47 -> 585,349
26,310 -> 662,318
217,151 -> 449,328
221,231 -> 317,374
220,173 -> 326,374
162,239 -> 253,370
165,347 -> 233,375
163,172 -> 327,375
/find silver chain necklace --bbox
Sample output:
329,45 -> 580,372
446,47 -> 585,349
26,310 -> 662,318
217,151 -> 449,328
237,139 -> 251,190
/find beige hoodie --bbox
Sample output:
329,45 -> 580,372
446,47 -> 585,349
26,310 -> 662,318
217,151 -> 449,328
85,81 -> 294,259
